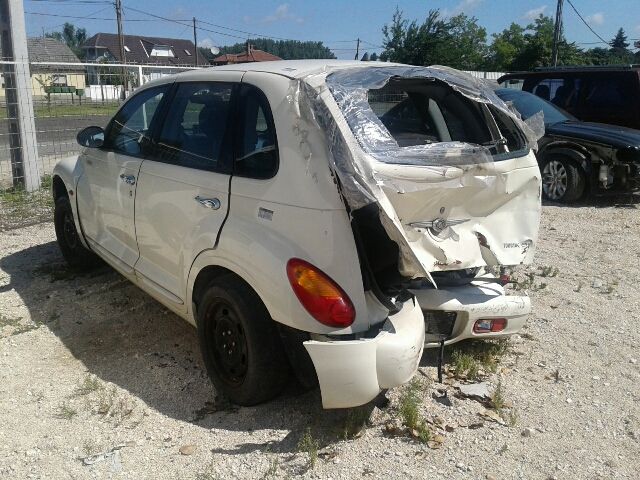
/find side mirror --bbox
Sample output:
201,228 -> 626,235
77,126 -> 105,148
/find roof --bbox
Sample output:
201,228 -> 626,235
82,33 -> 207,66
212,48 -> 282,65
0,37 -> 84,73
185,59 -> 390,79
500,65 -> 640,81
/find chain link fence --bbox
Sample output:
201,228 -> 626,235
0,58 -> 199,230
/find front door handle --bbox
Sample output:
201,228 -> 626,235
195,196 -> 221,210
119,173 -> 136,185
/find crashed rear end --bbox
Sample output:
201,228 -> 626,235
294,64 -> 542,406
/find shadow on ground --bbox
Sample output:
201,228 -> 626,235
0,240 -> 372,455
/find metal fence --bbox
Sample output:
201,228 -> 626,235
0,59 -> 199,229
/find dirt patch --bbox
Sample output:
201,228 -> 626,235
1,199 -> 639,479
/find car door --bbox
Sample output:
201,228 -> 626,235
75,84 -> 170,272
133,77 -> 240,307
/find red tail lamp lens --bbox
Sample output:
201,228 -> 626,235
473,318 -> 508,333
286,258 -> 355,328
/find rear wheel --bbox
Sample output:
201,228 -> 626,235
54,197 -> 99,269
541,156 -> 586,203
197,275 -> 289,405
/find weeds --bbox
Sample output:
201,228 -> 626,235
73,375 -> 103,396
450,340 -> 510,379
297,428 -> 319,469
0,314 -> 38,337
261,456 -> 280,479
490,379 -> 506,411
398,379 -> 431,443
507,408 -> 519,427
539,266 -> 559,278
340,406 -> 370,440
55,402 -> 77,420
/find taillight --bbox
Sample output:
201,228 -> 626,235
286,258 -> 355,328
473,318 -> 507,333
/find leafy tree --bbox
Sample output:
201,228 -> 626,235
486,23 -> 527,70
46,22 -> 87,59
380,8 -> 487,69
213,38 -> 336,60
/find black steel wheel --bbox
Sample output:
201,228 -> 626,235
197,275 -> 289,405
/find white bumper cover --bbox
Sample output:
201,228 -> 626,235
411,279 -> 531,348
304,297 -> 425,409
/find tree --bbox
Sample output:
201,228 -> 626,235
610,28 -> 629,51
46,22 -> 87,59
214,38 -> 336,60
370,52 -> 378,61
380,8 -> 487,69
360,52 -> 370,61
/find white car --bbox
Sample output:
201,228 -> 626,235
52,60 -> 541,409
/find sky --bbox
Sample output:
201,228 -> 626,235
23,0 -> 640,59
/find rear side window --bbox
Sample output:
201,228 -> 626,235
584,76 -> 632,111
104,85 -> 169,156
234,85 -> 278,179
155,82 -> 233,172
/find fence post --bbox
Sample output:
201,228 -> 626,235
0,0 -> 41,191
138,65 -> 143,87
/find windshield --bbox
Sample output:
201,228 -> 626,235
495,88 -> 575,125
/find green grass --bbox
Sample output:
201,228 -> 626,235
0,102 -> 119,120
55,402 -> 78,420
73,375 -> 103,397
450,339 -> 510,380
297,428 -> 319,469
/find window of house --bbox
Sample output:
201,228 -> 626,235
184,49 -> 192,56
234,84 -> 278,178
52,74 -> 67,86
150,46 -> 174,57
103,85 -> 169,156
155,82 -> 233,172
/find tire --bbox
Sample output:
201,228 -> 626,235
197,275 -> 289,406
54,197 -> 99,269
541,155 -> 586,203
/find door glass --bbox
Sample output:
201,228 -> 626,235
585,76 -> 629,111
532,78 -> 582,112
155,82 -> 233,171
235,85 -> 278,178
104,85 -> 168,156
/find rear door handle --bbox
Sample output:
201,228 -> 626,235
119,173 -> 136,185
195,196 -> 221,210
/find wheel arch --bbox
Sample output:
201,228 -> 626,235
540,143 -> 591,175
52,174 -> 68,201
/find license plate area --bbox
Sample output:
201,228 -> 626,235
423,310 -> 457,343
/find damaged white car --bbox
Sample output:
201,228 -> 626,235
51,60 -> 542,409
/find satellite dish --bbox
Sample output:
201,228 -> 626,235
210,46 -> 220,55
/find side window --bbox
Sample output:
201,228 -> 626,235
533,77 -> 582,112
104,85 -> 168,156
155,82 -> 233,172
234,85 -> 278,179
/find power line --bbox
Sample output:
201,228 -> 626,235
565,0 -> 610,45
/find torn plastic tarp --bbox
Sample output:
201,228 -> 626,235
293,64 -> 542,283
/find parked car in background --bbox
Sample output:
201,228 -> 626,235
52,61 -> 541,409
498,65 -> 640,130
496,88 -> 640,202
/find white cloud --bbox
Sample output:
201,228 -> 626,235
443,0 -> 483,17
523,5 -> 547,21
198,37 -> 215,49
585,13 -> 604,26
261,4 -> 304,24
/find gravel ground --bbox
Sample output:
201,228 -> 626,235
1,200 -> 639,480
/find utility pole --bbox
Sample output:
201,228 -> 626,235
354,38 -> 360,60
551,0 -> 564,67
115,0 -> 128,97
193,17 -> 198,66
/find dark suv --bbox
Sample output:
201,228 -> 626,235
498,65 -> 640,129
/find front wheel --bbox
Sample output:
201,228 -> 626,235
541,156 -> 586,203
54,197 -> 99,269
197,276 -> 289,405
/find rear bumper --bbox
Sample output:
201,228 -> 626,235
411,279 -> 531,348
303,297 -> 425,409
